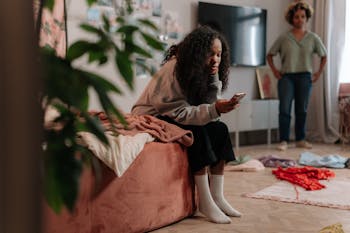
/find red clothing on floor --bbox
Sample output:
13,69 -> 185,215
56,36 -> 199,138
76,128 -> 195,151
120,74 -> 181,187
272,166 -> 335,190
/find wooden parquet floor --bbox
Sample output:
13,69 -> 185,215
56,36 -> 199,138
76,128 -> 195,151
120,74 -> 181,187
151,143 -> 350,233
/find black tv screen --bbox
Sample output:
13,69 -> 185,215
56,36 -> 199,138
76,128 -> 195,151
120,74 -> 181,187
198,2 -> 267,67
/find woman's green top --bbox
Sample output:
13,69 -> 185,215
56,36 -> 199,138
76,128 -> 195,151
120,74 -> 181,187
268,31 -> 327,74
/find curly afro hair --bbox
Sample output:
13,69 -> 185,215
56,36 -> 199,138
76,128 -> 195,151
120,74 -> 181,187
163,25 -> 230,105
285,1 -> 314,25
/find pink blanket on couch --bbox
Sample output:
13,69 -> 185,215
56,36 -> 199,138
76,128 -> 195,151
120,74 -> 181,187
90,112 -> 194,146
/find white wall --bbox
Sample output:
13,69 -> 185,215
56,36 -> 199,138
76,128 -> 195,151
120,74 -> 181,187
66,0 -> 291,114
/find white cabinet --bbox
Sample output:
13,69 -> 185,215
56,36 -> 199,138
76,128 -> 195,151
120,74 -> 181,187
221,99 -> 279,148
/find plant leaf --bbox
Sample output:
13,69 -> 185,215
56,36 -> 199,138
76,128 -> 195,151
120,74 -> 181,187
129,42 -> 152,58
88,50 -> 108,64
137,19 -> 159,31
67,41 -> 93,61
115,51 -> 134,89
140,32 -> 164,51
102,14 -> 111,32
43,150 -> 64,213
44,0 -> 55,12
94,88 -> 127,126
44,125 -> 82,213
117,25 -> 139,34
86,0 -> 98,7
77,112 -> 109,145
80,23 -> 102,35
82,71 -> 123,94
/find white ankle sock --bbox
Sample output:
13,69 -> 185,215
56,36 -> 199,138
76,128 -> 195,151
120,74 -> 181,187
194,174 -> 231,224
209,174 -> 242,217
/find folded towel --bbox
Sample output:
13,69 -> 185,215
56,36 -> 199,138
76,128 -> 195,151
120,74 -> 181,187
78,132 -> 154,176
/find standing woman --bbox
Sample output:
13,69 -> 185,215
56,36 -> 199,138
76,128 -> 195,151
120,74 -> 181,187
267,1 -> 327,151
132,26 -> 241,224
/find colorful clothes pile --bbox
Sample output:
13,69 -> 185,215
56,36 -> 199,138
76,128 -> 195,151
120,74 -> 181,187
258,155 -> 297,168
272,166 -> 335,190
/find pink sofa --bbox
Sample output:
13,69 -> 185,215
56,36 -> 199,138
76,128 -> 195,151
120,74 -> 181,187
43,142 -> 196,233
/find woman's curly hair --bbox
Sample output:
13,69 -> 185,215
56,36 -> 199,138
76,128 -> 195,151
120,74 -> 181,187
285,1 -> 314,25
163,25 -> 230,105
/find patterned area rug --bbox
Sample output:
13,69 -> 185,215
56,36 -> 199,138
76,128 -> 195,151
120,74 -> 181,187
243,179 -> 350,210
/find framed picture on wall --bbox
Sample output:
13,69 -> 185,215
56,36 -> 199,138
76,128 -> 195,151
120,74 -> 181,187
256,67 -> 278,99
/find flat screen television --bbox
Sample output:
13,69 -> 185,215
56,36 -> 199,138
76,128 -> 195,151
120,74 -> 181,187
198,2 -> 267,67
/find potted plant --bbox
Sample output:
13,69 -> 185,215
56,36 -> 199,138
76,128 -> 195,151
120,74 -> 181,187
37,0 -> 164,213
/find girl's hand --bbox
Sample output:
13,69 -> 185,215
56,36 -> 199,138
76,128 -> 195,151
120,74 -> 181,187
215,99 -> 239,114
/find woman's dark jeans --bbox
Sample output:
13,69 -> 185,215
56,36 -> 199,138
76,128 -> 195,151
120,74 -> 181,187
278,72 -> 312,142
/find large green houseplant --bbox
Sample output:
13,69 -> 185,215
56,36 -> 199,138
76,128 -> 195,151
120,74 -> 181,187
38,0 -> 164,213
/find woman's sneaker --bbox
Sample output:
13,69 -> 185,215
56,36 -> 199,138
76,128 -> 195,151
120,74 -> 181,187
277,141 -> 288,151
296,140 -> 312,149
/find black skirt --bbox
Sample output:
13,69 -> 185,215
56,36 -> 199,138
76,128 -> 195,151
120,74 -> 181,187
157,116 -> 236,172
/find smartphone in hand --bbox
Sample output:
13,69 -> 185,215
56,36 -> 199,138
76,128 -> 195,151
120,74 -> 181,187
231,92 -> 246,103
